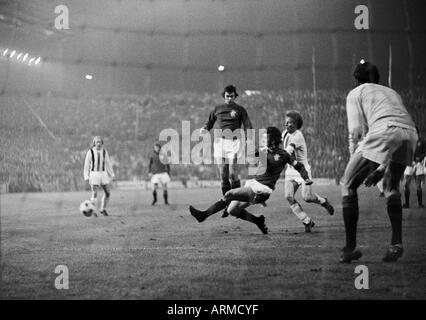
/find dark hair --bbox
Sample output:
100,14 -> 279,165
267,126 -> 282,148
353,61 -> 380,84
221,85 -> 239,98
285,110 -> 303,129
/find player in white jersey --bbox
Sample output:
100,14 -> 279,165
282,111 -> 334,232
340,61 -> 418,263
83,136 -> 115,216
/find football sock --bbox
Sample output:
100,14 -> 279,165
163,190 -> 168,204
221,185 -> 231,196
417,189 -> 423,206
342,195 -> 359,250
404,188 -> 410,206
315,194 -> 326,205
152,190 -> 157,202
290,202 -> 310,224
101,195 -> 109,211
90,196 -> 97,206
231,180 -> 241,189
236,209 -> 259,224
387,195 -> 402,245
205,199 -> 228,216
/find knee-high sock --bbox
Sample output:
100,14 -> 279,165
417,189 -> 423,206
91,193 -> 97,207
221,184 -> 231,196
290,202 -> 310,224
342,195 -> 359,250
101,195 -> 109,210
231,180 -> 241,189
387,195 -> 403,245
152,190 -> 157,202
205,199 -> 228,216
163,190 -> 168,203
404,187 -> 410,205
236,209 -> 261,225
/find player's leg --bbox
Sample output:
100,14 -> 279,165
415,175 -> 424,208
229,154 -> 241,189
189,187 -> 254,222
301,183 -> 334,215
285,180 -> 314,232
402,174 -> 411,208
219,162 -> 231,195
340,152 -> 378,262
227,200 -> 268,234
100,183 -> 111,216
90,184 -> 99,217
152,183 -> 158,205
377,179 -> 385,197
382,161 -> 406,262
161,173 -> 170,205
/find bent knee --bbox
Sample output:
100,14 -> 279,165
303,195 -> 317,202
286,195 -> 296,204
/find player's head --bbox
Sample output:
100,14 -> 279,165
92,136 -> 103,149
353,60 -> 380,85
285,111 -> 303,132
154,142 -> 161,152
263,126 -> 282,149
222,85 -> 238,104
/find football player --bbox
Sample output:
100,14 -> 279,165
83,136 -> 115,216
402,128 -> 426,208
149,142 -> 171,205
281,110 -> 334,232
200,85 -> 253,217
340,60 -> 418,263
189,126 -> 313,234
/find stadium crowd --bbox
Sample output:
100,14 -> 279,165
1,89 -> 425,192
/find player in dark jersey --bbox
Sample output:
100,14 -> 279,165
148,143 -> 171,205
200,85 -> 253,217
189,127 -> 313,234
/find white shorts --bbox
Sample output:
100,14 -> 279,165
151,173 -> 171,187
414,162 -> 425,176
404,165 -> 414,176
244,179 -> 273,195
89,171 -> 112,186
213,137 -> 243,161
284,165 -> 312,184
358,123 -> 417,166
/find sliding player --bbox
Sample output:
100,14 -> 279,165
189,126 -> 313,234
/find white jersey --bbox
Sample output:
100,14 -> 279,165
282,129 -> 311,181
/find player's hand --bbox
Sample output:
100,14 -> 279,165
364,169 -> 384,187
304,179 -> 313,186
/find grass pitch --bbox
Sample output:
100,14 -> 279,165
1,184 -> 425,299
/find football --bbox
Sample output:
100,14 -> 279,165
80,200 -> 95,217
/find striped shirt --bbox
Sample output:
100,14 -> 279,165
83,147 -> 115,180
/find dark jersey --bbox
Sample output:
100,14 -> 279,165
203,102 -> 253,133
149,151 -> 170,174
253,148 -> 307,190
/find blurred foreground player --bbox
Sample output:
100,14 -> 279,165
340,60 -> 418,263
84,136 -> 115,216
189,127 -> 313,234
282,110 -> 334,233
149,143 -> 171,205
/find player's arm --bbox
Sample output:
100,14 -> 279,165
148,157 -> 153,175
83,150 -> 91,181
346,93 -> 364,155
104,150 -> 115,179
201,108 -> 217,132
285,152 -> 312,185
